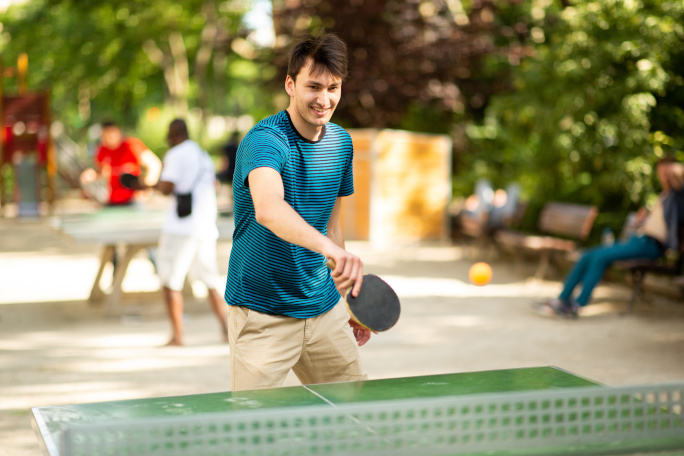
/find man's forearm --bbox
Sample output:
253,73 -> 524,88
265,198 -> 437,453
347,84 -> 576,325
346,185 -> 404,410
140,150 -> 162,186
255,198 -> 337,257
249,167 -> 359,286
326,223 -> 345,250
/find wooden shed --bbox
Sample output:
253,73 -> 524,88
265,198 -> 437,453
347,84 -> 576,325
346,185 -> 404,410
340,129 -> 452,245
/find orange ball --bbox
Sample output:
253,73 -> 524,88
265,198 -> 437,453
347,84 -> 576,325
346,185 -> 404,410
469,262 -> 492,286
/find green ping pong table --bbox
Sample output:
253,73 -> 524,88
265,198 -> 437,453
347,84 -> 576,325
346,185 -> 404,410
31,366 -> 684,456
47,205 -> 234,315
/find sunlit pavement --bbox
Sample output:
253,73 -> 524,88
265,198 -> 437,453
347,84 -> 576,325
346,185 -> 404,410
1,207 -> 684,456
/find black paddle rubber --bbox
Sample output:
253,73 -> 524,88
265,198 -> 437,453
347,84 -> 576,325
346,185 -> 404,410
345,274 -> 400,332
120,173 -> 143,190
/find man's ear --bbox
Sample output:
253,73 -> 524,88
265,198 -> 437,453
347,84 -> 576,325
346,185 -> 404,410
285,76 -> 295,97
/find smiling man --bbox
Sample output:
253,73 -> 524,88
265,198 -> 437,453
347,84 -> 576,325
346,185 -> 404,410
224,33 -> 370,391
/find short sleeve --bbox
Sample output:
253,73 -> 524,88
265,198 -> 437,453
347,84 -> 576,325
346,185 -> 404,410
160,149 -> 184,185
125,137 -> 149,159
338,141 -> 354,197
238,127 -> 289,187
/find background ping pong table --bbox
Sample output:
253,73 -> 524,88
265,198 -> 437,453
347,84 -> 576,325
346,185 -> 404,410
31,366 -> 684,456
47,205 -> 234,315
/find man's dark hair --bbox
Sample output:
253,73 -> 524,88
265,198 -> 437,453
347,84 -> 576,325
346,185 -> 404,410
657,155 -> 677,166
101,120 -> 119,129
169,118 -> 189,139
287,33 -> 348,82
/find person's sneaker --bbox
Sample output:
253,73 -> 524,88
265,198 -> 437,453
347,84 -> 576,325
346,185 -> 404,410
532,298 -> 579,319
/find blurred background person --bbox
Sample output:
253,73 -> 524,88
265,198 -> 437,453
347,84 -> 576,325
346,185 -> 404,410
154,119 -> 228,346
80,121 -> 161,206
216,131 -> 239,186
215,131 -> 240,214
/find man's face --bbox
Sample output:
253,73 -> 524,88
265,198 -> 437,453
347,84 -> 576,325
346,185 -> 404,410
286,59 -> 342,130
166,130 -> 177,147
101,126 -> 123,149
656,162 -> 671,189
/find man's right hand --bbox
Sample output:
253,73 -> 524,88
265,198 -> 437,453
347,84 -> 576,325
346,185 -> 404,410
326,247 -> 363,298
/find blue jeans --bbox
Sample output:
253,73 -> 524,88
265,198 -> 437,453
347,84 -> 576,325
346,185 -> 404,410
559,235 -> 664,306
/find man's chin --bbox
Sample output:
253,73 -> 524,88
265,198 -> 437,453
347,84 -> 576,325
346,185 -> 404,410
306,116 -> 330,127
310,107 -> 335,121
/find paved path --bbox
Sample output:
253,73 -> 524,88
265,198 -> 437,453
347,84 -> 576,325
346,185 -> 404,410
1,209 -> 684,456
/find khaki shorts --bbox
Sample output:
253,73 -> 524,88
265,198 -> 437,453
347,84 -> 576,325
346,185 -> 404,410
228,299 -> 367,391
156,233 -> 220,291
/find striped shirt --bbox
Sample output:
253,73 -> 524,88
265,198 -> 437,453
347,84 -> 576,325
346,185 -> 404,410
224,110 -> 354,318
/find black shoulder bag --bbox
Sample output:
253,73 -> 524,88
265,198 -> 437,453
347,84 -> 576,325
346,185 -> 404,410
175,154 -> 206,218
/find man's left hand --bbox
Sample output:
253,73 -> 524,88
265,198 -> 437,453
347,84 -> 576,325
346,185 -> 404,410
349,318 -> 372,346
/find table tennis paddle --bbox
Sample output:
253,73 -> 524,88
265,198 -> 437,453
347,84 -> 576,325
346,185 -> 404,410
326,259 -> 400,332
120,173 -> 145,190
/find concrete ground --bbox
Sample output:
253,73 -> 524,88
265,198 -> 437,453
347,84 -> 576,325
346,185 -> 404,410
1,199 -> 684,456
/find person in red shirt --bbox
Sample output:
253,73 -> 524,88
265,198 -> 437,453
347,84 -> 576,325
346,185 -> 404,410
81,121 -> 161,205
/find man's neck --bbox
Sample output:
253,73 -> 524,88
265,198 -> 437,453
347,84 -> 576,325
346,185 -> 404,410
286,106 -> 324,142
171,137 -> 189,147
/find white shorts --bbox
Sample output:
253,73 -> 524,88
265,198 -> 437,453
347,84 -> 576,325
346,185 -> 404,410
156,233 -> 220,291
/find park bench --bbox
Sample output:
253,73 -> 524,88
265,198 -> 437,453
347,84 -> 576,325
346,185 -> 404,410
494,202 -> 598,280
614,224 -> 684,312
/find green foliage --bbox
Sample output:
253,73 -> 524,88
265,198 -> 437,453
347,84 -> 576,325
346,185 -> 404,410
399,101 -> 456,134
3,0 -> 682,229
133,106 -> 178,156
271,0 -> 535,130
464,0 -> 684,227
0,0 -> 276,150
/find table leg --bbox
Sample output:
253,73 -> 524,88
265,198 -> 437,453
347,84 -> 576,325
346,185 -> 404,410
105,244 -> 145,316
89,245 -> 116,305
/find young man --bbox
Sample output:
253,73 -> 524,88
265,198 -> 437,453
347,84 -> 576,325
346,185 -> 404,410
81,121 -> 161,205
155,119 -> 228,346
225,33 -> 369,391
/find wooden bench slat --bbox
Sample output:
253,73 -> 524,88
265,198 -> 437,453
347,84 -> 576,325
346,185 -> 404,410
538,203 -> 598,240
496,231 -> 577,252
494,201 -> 599,280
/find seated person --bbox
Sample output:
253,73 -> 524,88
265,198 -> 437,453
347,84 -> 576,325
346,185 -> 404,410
534,157 -> 684,318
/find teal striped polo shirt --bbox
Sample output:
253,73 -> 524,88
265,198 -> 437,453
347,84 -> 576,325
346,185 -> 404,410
224,110 -> 354,318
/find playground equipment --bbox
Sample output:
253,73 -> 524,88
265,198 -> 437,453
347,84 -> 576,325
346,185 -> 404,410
0,53 -> 55,217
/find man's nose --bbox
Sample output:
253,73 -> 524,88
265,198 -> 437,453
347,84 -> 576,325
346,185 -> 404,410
316,90 -> 330,107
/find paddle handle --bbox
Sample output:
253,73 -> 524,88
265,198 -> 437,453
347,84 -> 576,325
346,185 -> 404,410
325,258 -> 363,323
325,258 -> 348,294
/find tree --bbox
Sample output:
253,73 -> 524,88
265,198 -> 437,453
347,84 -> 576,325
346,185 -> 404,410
270,0 -> 535,132
465,0 -> 684,229
0,0 -> 265,142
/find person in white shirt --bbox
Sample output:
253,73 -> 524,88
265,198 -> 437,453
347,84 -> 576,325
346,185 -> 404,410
154,119 -> 228,346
